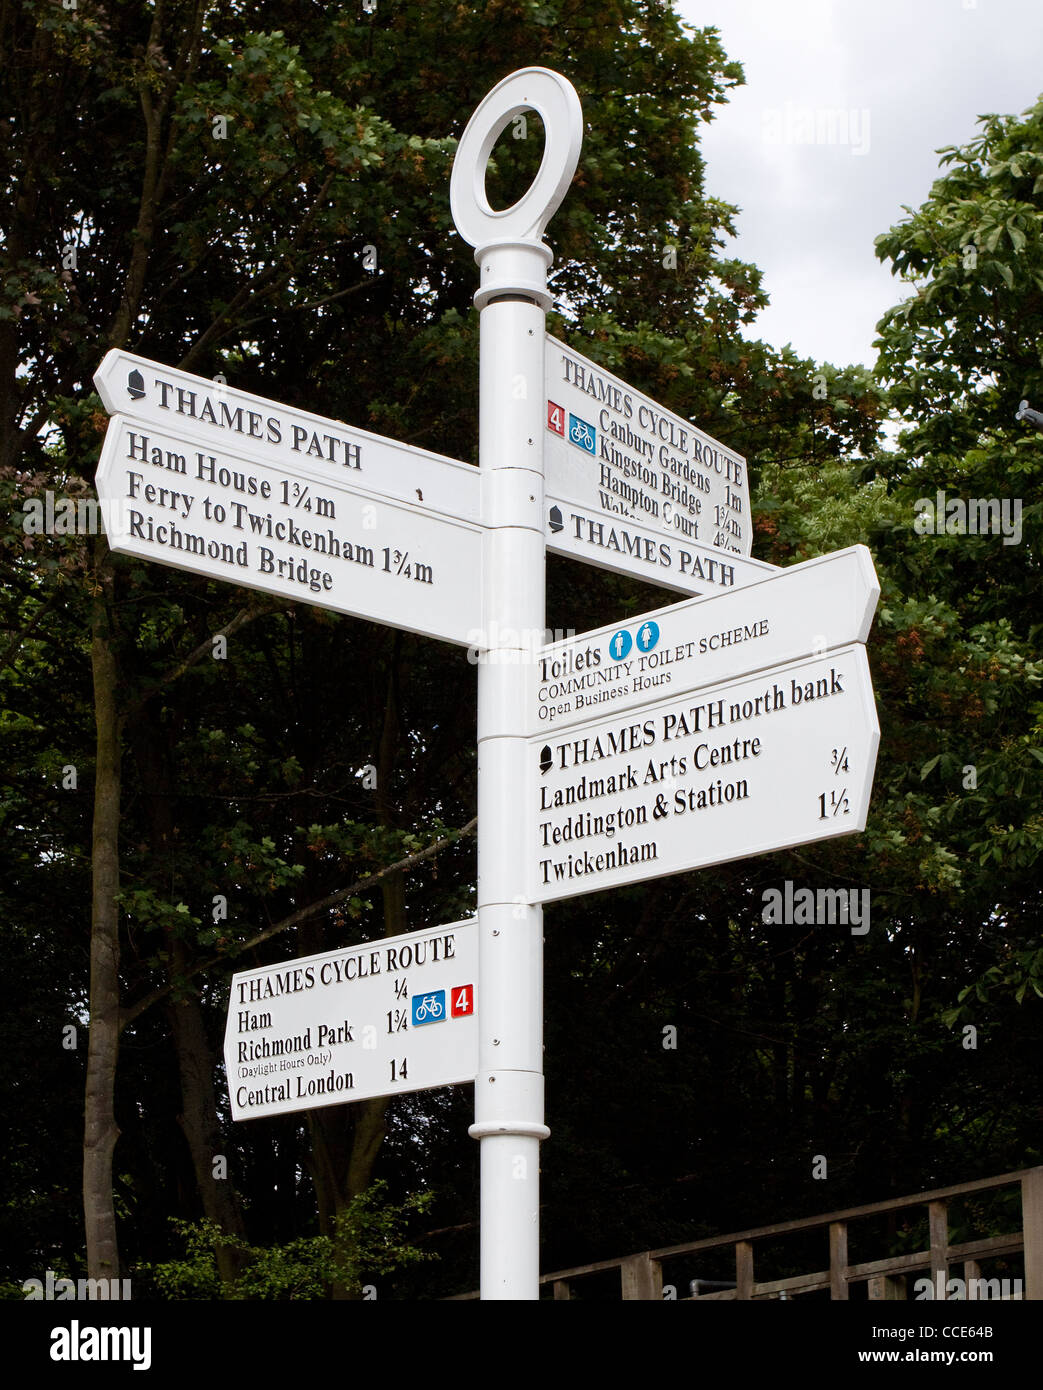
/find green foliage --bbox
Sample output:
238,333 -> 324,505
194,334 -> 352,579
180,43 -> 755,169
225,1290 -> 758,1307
147,1183 -> 434,1300
874,96 -> 1043,460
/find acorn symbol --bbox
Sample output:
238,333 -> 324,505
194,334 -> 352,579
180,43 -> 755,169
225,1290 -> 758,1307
539,745 -> 552,775
548,506 -> 563,534
127,369 -> 145,400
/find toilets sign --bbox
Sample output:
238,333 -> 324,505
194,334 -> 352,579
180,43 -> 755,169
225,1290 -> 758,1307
532,546 -> 880,735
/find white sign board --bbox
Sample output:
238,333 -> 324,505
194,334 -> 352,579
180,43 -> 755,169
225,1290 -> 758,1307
94,349 -> 481,523
224,920 -> 479,1121
546,499 -> 777,596
544,334 -> 752,557
95,414 -> 483,647
530,645 -> 879,904
533,546 -> 879,734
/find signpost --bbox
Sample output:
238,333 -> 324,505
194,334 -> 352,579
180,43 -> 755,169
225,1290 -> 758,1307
532,545 -> 879,735
94,412 -> 483,647
223,921 -> 478,1121
531,643 -> 879,904
93,66 -> 883,1302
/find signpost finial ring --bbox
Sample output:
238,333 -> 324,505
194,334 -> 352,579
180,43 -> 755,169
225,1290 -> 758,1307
450,67 -> 583,249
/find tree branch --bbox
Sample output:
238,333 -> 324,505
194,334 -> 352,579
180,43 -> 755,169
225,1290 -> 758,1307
119,815 -> 477,1031
122,601 -> 277,718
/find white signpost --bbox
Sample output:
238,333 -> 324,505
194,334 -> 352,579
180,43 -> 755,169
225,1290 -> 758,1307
94,412 -> 484,647
223,920 -> 478,1121
531,643 -> 879,904
92,67 -> 883,1302
532,545 -> 879,735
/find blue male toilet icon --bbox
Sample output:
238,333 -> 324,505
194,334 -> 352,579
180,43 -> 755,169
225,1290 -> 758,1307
608,629 -> 632,661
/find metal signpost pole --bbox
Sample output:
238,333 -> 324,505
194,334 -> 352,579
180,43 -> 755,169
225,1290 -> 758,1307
450,69 -> 582,1300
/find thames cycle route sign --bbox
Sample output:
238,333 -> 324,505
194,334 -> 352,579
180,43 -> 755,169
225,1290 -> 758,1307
223,921 -> 478,1121
543,335 -> 781,595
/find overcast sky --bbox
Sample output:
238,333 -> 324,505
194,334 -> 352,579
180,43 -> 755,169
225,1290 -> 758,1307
677,0 -> 1042,373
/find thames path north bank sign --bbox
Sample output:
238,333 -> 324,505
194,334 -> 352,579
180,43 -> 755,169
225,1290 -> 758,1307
530,644 -> 879,904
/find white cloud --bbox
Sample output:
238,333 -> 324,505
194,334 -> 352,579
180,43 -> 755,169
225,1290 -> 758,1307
681,0 -> 1043,368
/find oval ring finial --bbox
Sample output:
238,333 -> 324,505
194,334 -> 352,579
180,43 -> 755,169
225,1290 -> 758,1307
450,67 -> 583,249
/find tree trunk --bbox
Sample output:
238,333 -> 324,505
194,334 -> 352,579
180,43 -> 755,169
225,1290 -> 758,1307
128,702 -> 250,1289
169,974 -> 249,1288
83,557 -> 122,1280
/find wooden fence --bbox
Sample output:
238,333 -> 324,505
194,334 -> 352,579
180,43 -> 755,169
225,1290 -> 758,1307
450,1165 -> 1042,1300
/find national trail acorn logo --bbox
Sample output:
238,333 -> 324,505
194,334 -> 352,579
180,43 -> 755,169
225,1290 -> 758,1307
126,368 -> 146,400
548,505 -> 564,534
539,745 -> 552,774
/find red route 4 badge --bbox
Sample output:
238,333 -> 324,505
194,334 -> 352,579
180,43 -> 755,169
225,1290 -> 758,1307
451,984 -> 474,1017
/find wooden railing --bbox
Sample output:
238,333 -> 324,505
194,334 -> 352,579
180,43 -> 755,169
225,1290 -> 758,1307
449,1165 -> 1042,1299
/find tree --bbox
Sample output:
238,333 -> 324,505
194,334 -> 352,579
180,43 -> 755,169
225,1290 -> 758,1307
2,0 -> 790,1292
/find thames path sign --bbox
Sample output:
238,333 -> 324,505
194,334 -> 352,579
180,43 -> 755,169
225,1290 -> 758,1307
224,921 -> 478,1121
531,643 -> 879,903
94,348 -> 481,521
93,353 -> 484,647
545,496 -> 779,596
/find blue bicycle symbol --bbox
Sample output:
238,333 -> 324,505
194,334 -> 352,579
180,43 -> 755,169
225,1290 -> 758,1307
412,991 -> 446,1026
568,414 -> 596,454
